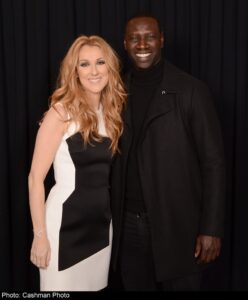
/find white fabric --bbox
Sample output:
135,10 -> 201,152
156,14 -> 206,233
40,112 -> 112,291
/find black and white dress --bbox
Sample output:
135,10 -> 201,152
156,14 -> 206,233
40,108 -> 112,291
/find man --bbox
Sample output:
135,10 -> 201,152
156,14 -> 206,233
110,13 -> 225,291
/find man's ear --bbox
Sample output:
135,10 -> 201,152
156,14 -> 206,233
160,32 -> 164,48
124,40 -> 127,50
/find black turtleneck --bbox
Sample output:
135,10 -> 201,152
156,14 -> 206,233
125,59 -> 164,213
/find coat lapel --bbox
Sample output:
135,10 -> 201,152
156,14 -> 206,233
139,87 -> 174,143
124,61 -> 181,145
139,61 -> 180,144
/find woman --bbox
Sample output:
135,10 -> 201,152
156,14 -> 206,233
28,35 -> 126,291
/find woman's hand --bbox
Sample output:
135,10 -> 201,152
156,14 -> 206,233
30,235 -> 51,269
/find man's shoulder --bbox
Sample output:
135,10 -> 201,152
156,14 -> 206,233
163,60 -> 200,84
162,60 -> 208,92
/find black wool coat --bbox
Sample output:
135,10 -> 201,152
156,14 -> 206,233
110,61 -> 226,281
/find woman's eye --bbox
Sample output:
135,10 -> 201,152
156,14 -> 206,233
97,60 -> 105,65
79,62 -> 89,67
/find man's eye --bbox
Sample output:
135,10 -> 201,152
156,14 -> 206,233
147,35 -> 156,40
129,37 -> 138,42
79,62 -> 89,67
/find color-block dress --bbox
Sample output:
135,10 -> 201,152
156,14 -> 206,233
40,109 -> 112,291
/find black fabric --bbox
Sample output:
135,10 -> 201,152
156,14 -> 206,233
125,60 -> 164,213
120,211 -> 158,291
59,134 -> 111,271
0,0 -> 247,290
120,211 -> 202,291
111,61 -> 225,283
158,272 -> 202,291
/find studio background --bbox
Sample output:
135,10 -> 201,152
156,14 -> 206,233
0,0 -> 247,290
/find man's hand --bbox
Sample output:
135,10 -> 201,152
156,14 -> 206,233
194,235 -> 221,264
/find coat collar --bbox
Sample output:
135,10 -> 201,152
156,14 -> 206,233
124,60 -> 181,135
125,60 -> 182,94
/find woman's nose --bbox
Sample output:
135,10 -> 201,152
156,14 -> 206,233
90,64 -> 99,75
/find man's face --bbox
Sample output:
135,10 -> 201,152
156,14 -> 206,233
124,17 -> 164,69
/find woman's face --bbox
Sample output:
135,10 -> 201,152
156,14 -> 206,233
77,45 -> 109,97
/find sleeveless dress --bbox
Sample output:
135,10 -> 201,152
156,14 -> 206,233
40,109 -> 112,291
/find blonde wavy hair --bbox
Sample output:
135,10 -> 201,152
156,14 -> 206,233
50,35 -> 126,155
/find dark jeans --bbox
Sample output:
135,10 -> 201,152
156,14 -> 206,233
120,210 -> 201,291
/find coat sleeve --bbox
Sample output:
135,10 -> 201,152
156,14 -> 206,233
189,80 -> 226,238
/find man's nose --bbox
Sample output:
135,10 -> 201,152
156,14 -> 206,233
137,38 -> 148,49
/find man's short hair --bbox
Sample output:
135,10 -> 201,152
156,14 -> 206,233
126,12 -> 163,33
